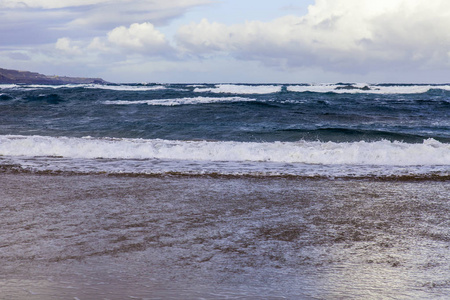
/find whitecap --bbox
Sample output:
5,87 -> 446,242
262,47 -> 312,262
103,96 -> 255,106
287,84 -> 450,94
86,84 -> 167,91
0,84 -> 19,89
194,84 -> 282,94
1,135 -> 449,166
0,84 -> 90,90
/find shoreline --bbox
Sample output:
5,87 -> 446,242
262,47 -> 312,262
1,172 -> 448,299
1,166 -> 449,182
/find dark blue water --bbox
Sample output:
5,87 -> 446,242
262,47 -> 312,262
1,83 -> 449,142
1,83 -> 449,178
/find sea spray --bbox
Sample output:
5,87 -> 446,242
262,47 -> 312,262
1,135 -> 449,166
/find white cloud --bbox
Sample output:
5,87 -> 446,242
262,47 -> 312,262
107,23 -> 171,54
51,23 -> 174,59
87,37 -> 110,52
0,0 -> 107,9
0,0 -> 212,65
0,0 -> 213,37
68,0 -> 213,30
176,0 -> 450,73
4,0 -> 450,83
55,37 -> 82,55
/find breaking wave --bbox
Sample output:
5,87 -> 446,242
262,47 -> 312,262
1,135 -> 448,166
2,83 -> 450,95
0,84 -> 167,91
103,96 -> 254,106
287,84 -> 450,94
194,84 -> 282,94
86,84 -> 167,91
1,135 -> 448,178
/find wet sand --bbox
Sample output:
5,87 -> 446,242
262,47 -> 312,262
0,173 -> 449,299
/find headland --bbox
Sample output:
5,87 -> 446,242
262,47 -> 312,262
0,67 -> 108,84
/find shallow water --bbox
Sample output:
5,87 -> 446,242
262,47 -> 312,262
0,173 -> 448,299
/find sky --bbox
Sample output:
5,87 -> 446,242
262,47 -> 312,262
1,0 -> 450,83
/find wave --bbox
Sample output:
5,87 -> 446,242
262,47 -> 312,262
1,135 -> 449,166
3,83 -> 450,95
194,84 -> 282,94
103,96 -> 255,106
287,84 -> 450,94
1,162 -> 448,180
0,93 -> 13,101
0,83 -> 168,91
0,84 -> 20,89
86,84 -> 167,91
0,84 -> 82,90
277,128 -> 443,143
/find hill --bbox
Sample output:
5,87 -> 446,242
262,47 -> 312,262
0,67 -> 108,84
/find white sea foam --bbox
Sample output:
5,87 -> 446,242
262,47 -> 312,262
8,84 -> 96,89
194,84 -> 282,94
287,84 -> 450,94
1,135 -> 449,166
86,84 -> 167,91
26,84 -> 81,89
0,84 -> 90,90
103,96 -> 254,106
0,84 -> 19,89
0,83 -> 168,91
3,83 -> 450,94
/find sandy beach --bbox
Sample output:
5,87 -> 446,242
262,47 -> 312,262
0,173 -> 448,299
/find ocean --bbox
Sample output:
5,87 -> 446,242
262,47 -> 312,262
0,83 -> 449,299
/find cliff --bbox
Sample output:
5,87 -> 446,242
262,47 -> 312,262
0,67 -> 108,84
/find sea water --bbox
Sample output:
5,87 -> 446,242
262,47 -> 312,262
0,83 -> 449,299
0,82 -> 449,178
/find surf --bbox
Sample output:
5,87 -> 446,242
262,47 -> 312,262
1,135 -> 449,166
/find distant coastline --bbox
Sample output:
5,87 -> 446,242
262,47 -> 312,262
0,67 -> 108,85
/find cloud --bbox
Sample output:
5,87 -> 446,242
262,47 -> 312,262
107,23 -> 171,54
4,0 -> 450,83
0,0 -> 213,44
7,52 -> 31,61
0,0 -> 107,9
67,0 -> 213,30
51,22 -> 174,61
55,37 -> 83,55
176,0 -> 450,73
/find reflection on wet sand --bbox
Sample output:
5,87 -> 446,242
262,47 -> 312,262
0,174 -> 448,299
